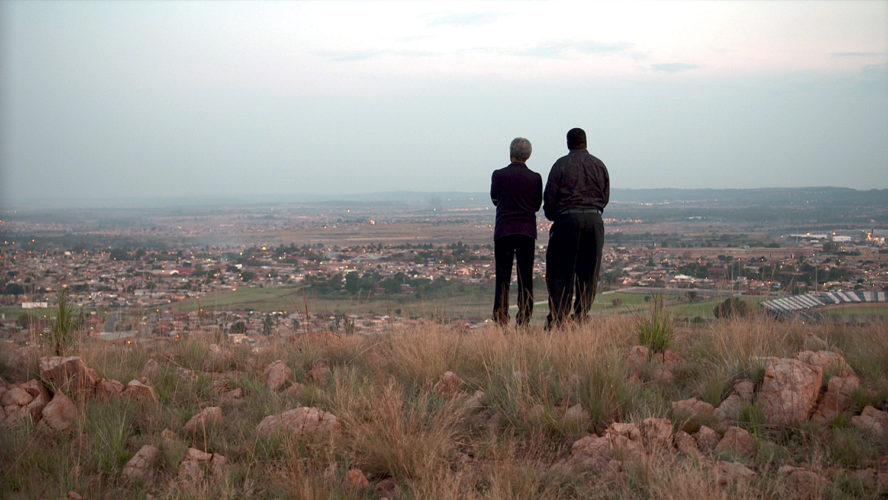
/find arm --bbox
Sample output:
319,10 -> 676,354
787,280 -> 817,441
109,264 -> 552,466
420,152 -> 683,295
601,164 -> 610,209
533,174 -> 543,212
543,164 -> 560,221
490,171 -> 499,206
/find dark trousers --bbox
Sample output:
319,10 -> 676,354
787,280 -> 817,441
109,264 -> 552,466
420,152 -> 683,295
546,211 -> 604,328
493,234 -> 536,325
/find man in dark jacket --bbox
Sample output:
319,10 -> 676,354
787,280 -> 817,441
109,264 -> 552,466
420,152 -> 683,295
543,128 -> 610,328
491,137 -> 543,325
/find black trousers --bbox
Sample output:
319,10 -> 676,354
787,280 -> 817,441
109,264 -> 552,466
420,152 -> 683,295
546,211 -> 604,328
493,234 -> 536,325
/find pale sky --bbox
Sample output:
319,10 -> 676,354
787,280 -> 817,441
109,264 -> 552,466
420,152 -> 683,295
1,1 -> 886,207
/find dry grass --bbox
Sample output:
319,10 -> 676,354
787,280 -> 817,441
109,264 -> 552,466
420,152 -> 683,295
1,315 -> 886,498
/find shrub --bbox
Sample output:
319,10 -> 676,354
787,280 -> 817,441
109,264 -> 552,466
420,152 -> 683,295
713,297 -> 750,319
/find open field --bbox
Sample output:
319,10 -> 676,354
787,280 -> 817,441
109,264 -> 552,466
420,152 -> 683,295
823,304 -> 888,317
1,315 -> 886,498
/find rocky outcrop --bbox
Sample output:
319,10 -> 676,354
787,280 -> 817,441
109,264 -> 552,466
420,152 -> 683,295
758,358 -> 821,426
778,465 -> 828,499
715,426 -> 755,458
811,374 -> 859,424
123,380 -> 158,403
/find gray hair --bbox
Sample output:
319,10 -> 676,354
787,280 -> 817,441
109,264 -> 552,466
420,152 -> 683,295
510,137 -> 532,162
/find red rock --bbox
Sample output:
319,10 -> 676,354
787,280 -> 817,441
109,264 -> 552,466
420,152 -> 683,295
255,407 -> 340,440
140,359 -> 160,381
673,430 -> 700,457
672,397 -> 716,431
183,407 -> 222,434
641,417 -> 673,450
778,465 -> 828,499
851,406 -> 888,436
812,374 -> 859,424
263,360 -> 292,391
758,358 -> 821,426
796,350 -> 853,375
433,371 -> 463,396
39,356 -> 97,396
95,379 -> 124,399
122,445 -> 160,481
2,387 -> 33,406
40,391 -> 76,432
123,380 -> 158,403
715,426 -> 755,458
716,461 -> 755,484
694,425 -> 720,453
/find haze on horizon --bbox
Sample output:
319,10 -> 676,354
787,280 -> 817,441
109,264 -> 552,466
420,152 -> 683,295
1,1 -> 887,209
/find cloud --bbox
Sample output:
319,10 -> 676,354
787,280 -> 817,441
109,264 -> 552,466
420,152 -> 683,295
648,63 -> 701,73
315,49 -> 437,62
520,40 -> 641,59
831,52 -> 885,58
425,12 -> 505,28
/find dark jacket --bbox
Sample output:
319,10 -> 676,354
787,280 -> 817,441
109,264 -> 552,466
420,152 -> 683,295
491,162 -> 543,240
543,149 -> 609,221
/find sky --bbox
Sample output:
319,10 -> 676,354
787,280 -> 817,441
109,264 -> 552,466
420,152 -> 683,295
1,1 -> 887,207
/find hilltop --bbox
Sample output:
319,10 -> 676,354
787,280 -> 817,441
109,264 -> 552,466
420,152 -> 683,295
1,313 -> 886,499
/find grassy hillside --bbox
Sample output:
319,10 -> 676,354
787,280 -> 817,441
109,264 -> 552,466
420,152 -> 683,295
1,313 -> 886,498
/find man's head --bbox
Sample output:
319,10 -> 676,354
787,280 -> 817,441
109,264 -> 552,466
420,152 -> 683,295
567,128 -> 586,150
510,137 -> 532,162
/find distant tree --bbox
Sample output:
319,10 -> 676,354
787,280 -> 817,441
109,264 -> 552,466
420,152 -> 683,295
4,283 -> 24,295
262,314 -> 275,336
230,321 -> 246,334
240,271 -> 256,282
713,297 -> 750,319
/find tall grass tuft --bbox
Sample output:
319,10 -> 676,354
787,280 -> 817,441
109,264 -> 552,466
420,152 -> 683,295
46,288 -> 81,355
636,295 -> 673,353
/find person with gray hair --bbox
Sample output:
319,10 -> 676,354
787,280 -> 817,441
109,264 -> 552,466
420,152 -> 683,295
490,137 -> 543,326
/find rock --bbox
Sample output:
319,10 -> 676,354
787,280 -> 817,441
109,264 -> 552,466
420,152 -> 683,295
176,367 -> 199,384
758,358 -> 821,426
221,387 -> 244,402
39,356 -> 98,396
183,406 -> 222,434
95,379 -> 124,399
279,383 -> 303,399
694,425 -> 720,453
464,390 -> 488,411
345,468 -> 370,490
672,397 -> 716,431
715,426 -> 755,458
256,407 -> 340,441
433,371 -> 463,397
140,359 -> 160,381
67,491 -> 83,500
123,380 -> 158,403
641,417 -> 673,451
263,360 -> 292,391
567,435 -> 614,471
178,447 -> 227,484
606,422 -> 642,442
25,383 -> 51,420
564,404 -> 591,430
715,461 -> 755,484
733,380 -> 755,400
40,391 -> 76,432
162,428 -> 184,453
796,350 -> 853,375
658,350 -> 682,371
605,422 -> 644,463
673,430 -> 700,457
19,379 -> 45,398
714,395 -> 744,423
2,386 -> 33,406
851,406 -> 888,436
4,405 -> 31,426
812,374 -> 859,424
122,445 -> 160,481
778,465 -> 828,499
309,363 -> 331,383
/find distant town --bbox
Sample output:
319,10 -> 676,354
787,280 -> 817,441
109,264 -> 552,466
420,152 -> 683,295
1,188 -> 886,340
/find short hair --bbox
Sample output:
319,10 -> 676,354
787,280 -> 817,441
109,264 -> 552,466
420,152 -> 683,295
510,137 -> 532,162
567,128 -> 586,149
